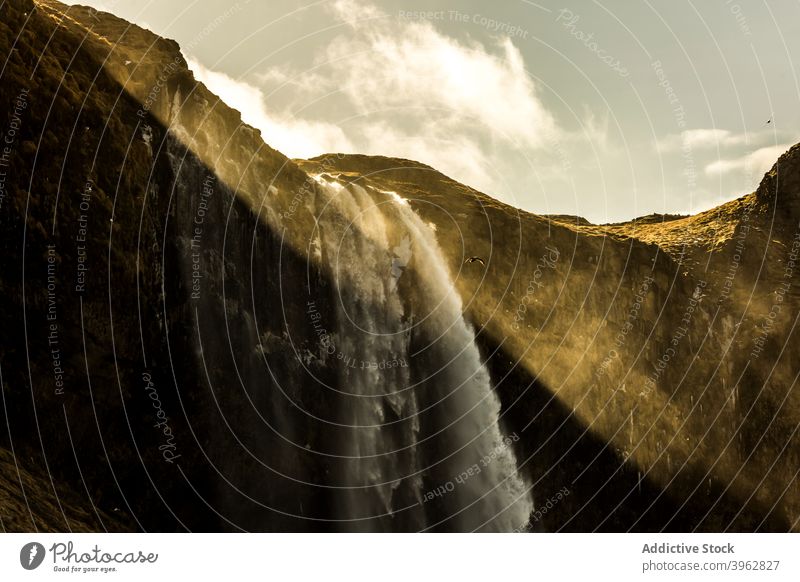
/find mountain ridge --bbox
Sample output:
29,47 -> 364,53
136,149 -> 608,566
1,0 -> 798,531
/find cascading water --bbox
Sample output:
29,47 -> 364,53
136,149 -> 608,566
165,94 -> 530,531
306,176 -> 533,532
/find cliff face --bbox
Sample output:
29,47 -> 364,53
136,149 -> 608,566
1,0 -> 330,531
0,0 -> 798,532
300,147 -> 800,531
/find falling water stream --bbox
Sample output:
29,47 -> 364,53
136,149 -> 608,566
165,103 -> 530,530
308,177 -> 532,531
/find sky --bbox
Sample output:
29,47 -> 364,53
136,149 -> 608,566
69,0 -> 800,223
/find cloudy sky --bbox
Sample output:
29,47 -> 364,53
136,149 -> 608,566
71,0 -> 800,223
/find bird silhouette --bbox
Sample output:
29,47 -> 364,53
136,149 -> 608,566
465,256 -> 485,266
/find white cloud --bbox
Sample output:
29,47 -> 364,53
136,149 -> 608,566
656,128 -> 751,153
253,66 -> 331,97
185,0 -> 561,199
704,144 -> 791,177
329,0 -> 383,24
579,106 -> 610,150
321,7 -> 557,149
187,57 -> 355,159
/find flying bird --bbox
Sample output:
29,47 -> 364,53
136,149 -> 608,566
465,256 -> 485,266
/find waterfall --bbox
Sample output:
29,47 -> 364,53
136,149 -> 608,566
308,176 -> 532,532
163,102 -> 529,530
